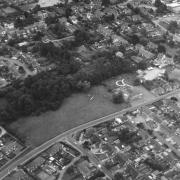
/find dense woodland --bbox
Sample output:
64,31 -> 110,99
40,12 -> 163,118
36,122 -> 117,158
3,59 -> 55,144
0,35 -> 137,124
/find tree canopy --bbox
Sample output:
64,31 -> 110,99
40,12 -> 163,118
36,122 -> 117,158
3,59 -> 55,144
0,41 -> 137,124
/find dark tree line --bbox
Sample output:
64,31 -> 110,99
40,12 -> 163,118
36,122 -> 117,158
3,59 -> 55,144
0,43 -> 137,124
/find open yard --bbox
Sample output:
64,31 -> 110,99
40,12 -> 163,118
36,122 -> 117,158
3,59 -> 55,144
9,84 -> 129,147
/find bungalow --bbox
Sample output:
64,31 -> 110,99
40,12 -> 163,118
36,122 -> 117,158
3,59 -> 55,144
123,8 -> 132,15
132,15 -> 143,22
77,161 -> 96,179
111,34 -> 129,46
131,56 -> 144,64
146,42 -> 158,52
94,9 -> 103,19
37,11 -> 48,20
3,23 -> 14,30
125,47 -> 138,57
120,23 -> 131,33
153,54 -> 174,68
135,44 -> 155,60
97,25 -> 112,37
25,156 -> 46,172
148,30 -> 165,42
142,23 -> 155,33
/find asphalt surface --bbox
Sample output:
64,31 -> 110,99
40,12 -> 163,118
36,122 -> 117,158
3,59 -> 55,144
1,89 -> 180,179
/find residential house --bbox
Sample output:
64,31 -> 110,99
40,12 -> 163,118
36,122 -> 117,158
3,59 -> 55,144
142,23 -> 155,33
131,56 -> 144,64
132,15 -> 143,22
123,8 -> 132,15
3,23 -> 14,30
146,42 -> 158,52
153,54 -> 174,68
135,44 -> 155,60
111,34 -> 129,46
97,25 -> 112,37
37,10 -> 48,21
77,161 -> 96,179
25,156 -> 46,172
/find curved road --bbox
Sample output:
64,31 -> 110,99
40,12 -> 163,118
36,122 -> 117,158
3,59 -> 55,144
1,88 -> 180,179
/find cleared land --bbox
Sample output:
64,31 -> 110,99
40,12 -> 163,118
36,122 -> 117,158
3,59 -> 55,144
8,73 -> 155,147
9,84 -> 129,147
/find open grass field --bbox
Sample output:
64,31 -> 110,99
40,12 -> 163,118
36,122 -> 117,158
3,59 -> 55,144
130,86 -> 155,106
9,84 -> 129,147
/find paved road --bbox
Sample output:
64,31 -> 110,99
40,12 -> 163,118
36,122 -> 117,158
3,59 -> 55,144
1,89 -> 180,179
